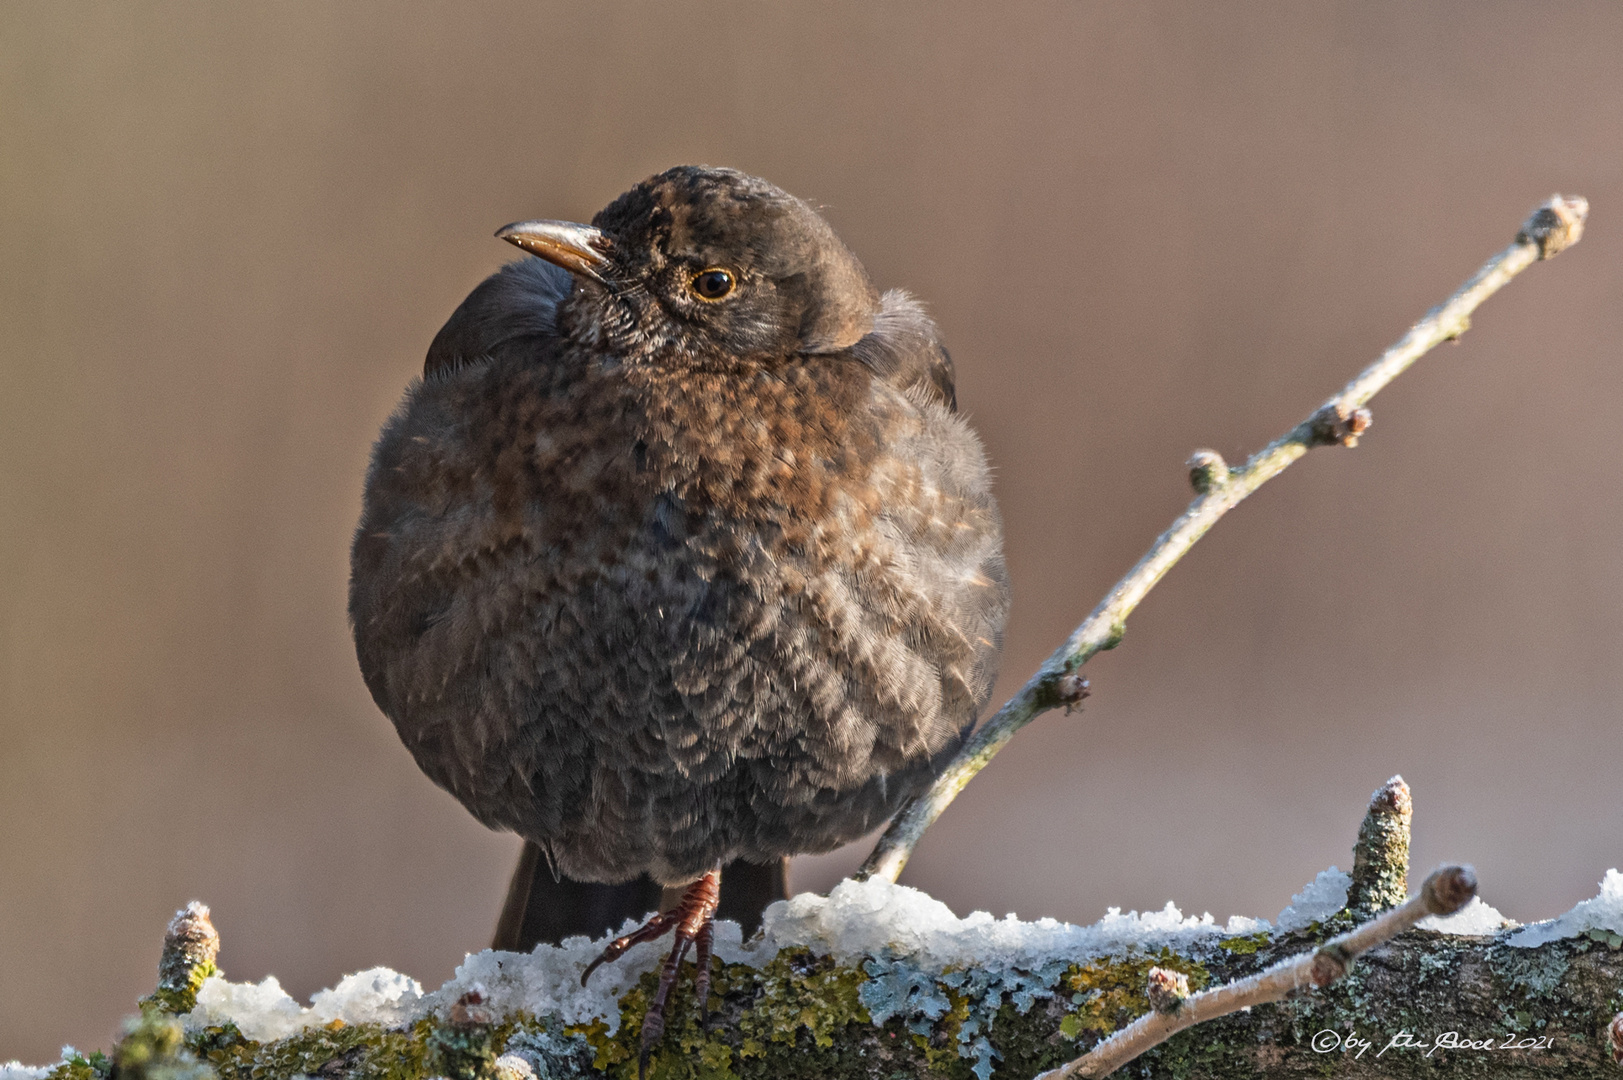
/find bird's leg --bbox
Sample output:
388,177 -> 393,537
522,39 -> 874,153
637,924 -> 695,1078
578,868 -> 722,1080
691,915 -> 716,1025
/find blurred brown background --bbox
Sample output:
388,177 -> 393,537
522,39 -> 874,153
3,1 -> 1620,1062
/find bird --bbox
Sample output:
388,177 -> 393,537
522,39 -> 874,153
349,165 -> 1008,1074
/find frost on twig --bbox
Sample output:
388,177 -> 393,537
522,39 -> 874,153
859,194 -> 1591,885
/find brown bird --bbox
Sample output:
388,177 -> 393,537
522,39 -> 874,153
349,166 -> 1008,1073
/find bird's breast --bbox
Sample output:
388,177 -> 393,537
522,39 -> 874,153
351,346 -> 1004,872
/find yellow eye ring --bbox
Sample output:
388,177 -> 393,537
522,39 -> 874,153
690,268 -> 736,301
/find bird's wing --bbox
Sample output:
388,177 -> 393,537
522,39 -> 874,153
423,257 -> 574,378
846,290 -> 958,412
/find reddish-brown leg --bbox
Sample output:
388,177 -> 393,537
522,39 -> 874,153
691,916 -> 716,1025
578,869 -> 722,1080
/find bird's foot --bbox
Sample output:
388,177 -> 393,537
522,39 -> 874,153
580,869 -> 721,1080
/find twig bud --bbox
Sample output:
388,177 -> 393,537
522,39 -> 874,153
1144,967 -> 1190,1014
448,984 -> 494,1026
1419,864 -> 1477,917
1310,944 -> 1350,987
1348,775 -> 1412,918
1056,673 -> 1090,714
1186,450 -> 1229,495
1516,195 -> 1589,260
144,901 -> 221,1014
1308,403 -> 1373,448
1607,1011 -> 1623,1065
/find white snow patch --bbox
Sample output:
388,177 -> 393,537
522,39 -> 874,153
166,870 -> 1407,1042
1274,867 -> 1351,931
764,875 -> 1240,970
426,913 -> 761,1034
311,968 -> 423,1025
1417,896 -> 1515,935
1,1062 -> 57,1080
1508,869 -> 1623,948
190,975 -> 309,1042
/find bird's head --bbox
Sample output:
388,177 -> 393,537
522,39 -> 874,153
497,166 -> 879,361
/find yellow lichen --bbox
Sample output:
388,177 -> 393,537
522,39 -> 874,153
1063,950 -> 1210,1035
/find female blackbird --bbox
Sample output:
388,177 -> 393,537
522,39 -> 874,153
349,166 -> 1008,1068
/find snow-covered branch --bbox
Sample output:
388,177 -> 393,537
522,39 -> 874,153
11,779 -> 1623,1080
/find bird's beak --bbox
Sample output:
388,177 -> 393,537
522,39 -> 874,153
495,219 -> 612,283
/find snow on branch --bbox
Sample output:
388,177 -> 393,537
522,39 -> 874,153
11,778 -> 1623,1080
858,194 -> 1590,885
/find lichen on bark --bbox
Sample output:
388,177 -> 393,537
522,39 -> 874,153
38,900 -> 1623,1080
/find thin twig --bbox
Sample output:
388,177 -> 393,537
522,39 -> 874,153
1037,865 -> 1479,1079
858,195 -> 1588,884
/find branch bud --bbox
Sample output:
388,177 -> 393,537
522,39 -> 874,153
1516,195 -> 1588,260
448,984 -> 494,1026
1186,450 -> 1230,495
1308,403 -> 1373,448
1145,967 -> 1190,1014
1348,775 -> 1412,918
1056,673 -> 1090,714
1419,864 -> 1477,917
1608,1011 -> 1623,1065
143,902 -> 221,1015
1310,943 -> 1350,987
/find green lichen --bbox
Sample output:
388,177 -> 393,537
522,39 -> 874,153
1492,942 -> 1573,1000
200,1019 -> 430,1080
105,1010 -> 214,1080
905,982 -> 973,1079
579,947 -> 870,1079
1216,932 -> 1271,956
47,1050 -> 111,1080
191,1012 -> 558,1080
426,1017 -> 499,1080
736,948 -> 867,1057
141,960 -> 220,1016
1061,950 -> 1210,1035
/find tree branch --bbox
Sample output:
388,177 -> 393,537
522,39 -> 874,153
858,194 -> 1589,884
54,778 -> 1623,1080
1040,865 -> 1478,1079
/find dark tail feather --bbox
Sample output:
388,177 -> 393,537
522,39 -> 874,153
714,856 -> 790,934
492,842 -> 790,952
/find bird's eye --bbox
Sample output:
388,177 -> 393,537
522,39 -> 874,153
690,269 -> 736,301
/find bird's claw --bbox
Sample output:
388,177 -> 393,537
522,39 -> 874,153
579,869 -> 721,1080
